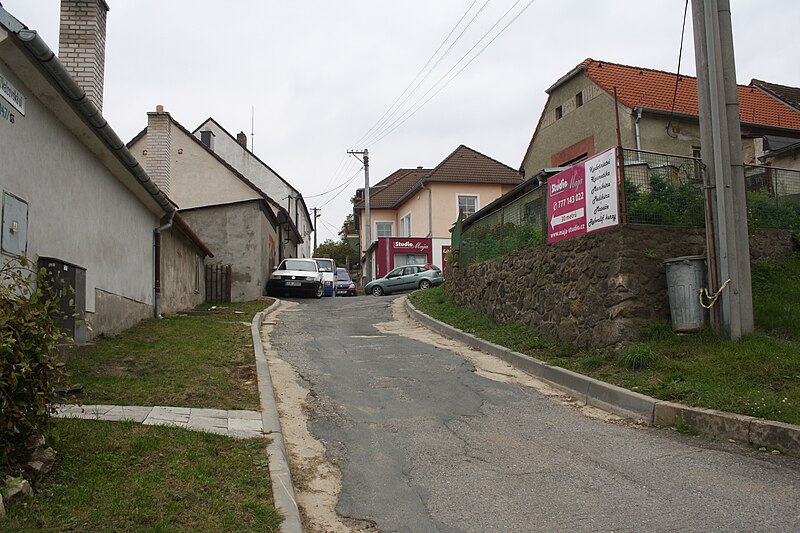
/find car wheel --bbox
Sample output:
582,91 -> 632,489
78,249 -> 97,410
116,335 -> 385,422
315,284 -> 324,299
371,285 -> 384,297
419,279 -> 432,290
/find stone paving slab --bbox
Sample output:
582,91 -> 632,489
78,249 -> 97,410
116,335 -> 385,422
54,405 -> 263,439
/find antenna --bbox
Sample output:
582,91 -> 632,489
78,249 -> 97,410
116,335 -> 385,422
250,106 -> 255,154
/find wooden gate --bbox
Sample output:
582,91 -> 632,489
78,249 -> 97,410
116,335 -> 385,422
205,264 -> 232,303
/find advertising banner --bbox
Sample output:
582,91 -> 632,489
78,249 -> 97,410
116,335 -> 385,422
547,148 -> 618,243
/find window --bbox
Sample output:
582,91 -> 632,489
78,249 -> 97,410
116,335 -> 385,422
375,221 -> 393,238
575,91 -> 583,108
400,213 -> 411,237
555,105 -> 563,120
457,195 -> 478,219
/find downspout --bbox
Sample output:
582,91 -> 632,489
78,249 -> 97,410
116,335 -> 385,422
421,183 -> 432,237
153,211 -> 176,319
634,106 -> 643,151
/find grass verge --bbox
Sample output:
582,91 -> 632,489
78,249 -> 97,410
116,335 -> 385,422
410,253 -> 800,425
64,300 -> 271,410
2,418 -> 281,531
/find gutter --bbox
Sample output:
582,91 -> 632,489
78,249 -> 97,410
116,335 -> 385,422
6,21 -> 174,216
634,106 -> 643,151
153,211 -> 176,319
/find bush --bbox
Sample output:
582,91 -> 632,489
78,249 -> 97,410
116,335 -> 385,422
1,256 -> 69,466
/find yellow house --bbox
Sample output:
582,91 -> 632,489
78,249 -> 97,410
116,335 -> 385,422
353,145 -> 521,278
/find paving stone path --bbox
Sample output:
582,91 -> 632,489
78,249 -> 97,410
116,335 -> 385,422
54,404 -> 263,439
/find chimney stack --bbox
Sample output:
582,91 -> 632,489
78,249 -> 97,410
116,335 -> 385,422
236,131 -> 248,149
59,0 -> 110,112
146,105 -> 173,195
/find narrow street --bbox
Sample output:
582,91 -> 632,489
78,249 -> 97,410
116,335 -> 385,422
267,295 -> 800,532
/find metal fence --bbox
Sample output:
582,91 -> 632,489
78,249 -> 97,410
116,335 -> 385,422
458,148 -> 800,267
459,186 -> 546,267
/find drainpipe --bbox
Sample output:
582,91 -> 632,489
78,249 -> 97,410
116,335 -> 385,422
634,106 -> 643,151
421,183 -> 432,237
153,211 -> 176,319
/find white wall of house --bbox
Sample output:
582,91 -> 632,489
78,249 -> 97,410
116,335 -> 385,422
0,55 -> 159,336
194,119 -> 313,257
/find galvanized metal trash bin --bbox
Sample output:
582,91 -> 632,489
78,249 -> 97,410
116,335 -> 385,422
664,255 -> 707,332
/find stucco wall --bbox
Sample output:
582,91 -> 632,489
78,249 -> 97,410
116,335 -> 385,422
0,57 -> 158,335
130,129 -> 260,210
180,201 -> 275,302
160,228 -> 206,314
446,225 -> 796,349
195,120 -> 313,257
522,75 -> 628,176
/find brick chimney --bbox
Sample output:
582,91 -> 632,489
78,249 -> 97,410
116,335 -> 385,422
146,105 -> 173,195
59,0 -> 109,112
236,131 -> 248,149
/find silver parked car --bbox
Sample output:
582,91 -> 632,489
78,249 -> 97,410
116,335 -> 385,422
365,264 -> 443,296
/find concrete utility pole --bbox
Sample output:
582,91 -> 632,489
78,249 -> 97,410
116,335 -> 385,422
312,207 -> 320,255
691,0 -> 753,340
348,149 -> 372,283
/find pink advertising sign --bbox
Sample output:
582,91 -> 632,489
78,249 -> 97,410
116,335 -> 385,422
547,148 -> 618,243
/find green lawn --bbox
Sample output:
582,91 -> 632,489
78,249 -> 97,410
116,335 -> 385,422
410,253 -> 800,425
2,419 -> 281,532
64,301 -> 270,409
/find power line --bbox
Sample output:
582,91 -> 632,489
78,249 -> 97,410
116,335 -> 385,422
666,0 -> 690,136
318,165 -> 365,208
350,0 -> 486,149
368,0 -> 537,148
304,163 -> 363,199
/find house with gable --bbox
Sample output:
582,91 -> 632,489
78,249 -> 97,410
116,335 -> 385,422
519,58 -> 800,179
750,79 -> 800,170
128,107 -> 303,302
353,145 -> 521,279
0,1 -> 211,339
192,118 -> 314,258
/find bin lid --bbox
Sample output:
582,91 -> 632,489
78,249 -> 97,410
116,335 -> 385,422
663,255 -> 706,266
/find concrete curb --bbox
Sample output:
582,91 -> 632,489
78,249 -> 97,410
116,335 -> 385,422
252,299 -> 303,533
404,298 -> 800,456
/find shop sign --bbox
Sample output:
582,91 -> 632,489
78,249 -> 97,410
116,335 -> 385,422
391,239 -> 431,253
548,148 -> 618,243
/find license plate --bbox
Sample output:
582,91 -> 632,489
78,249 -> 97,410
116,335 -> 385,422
286,281 -> 301,287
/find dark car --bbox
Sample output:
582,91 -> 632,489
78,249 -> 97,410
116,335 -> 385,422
365,264 -> 443,296
334,267 -> 357,296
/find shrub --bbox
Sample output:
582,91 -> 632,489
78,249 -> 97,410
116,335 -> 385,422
1,256 -> 70,466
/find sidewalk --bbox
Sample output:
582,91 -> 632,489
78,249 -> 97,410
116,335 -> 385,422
54,404 -> 263,439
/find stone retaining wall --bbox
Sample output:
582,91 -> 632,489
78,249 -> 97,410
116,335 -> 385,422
446,225 -> 796,349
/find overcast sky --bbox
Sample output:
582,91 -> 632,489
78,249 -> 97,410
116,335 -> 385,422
5,1 -> 800,243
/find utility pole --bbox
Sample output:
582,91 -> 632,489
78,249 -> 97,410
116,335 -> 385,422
312,207 -> 320,255
691,0 -> 753,340
348,149 -> 371,283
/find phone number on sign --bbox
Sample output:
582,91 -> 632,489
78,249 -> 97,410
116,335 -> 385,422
552,192 -> 584,211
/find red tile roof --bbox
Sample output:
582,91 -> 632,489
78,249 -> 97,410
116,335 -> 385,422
354,145 -> 521,210
561,59 -> 800,130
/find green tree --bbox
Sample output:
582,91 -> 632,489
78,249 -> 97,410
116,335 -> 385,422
314,239 -> 359,269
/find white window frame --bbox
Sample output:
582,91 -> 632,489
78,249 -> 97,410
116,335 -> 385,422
456,194 -> 479,219
375,221 -> 393,238
400,212 -> 412,237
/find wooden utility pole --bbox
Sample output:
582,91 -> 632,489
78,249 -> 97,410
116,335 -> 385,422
348,149 -> 372,283
691,0 -> 753,340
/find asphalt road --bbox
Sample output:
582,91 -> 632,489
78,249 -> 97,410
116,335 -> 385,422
270,293 -> 800,532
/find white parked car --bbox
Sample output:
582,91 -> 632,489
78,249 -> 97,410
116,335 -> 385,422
313,258 -> 337,297
266,258 -> 323,298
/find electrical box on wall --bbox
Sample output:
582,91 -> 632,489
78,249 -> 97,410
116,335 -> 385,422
2,191 -> 29,256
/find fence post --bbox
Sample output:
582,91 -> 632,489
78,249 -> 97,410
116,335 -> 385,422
617,146 -> 628,225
